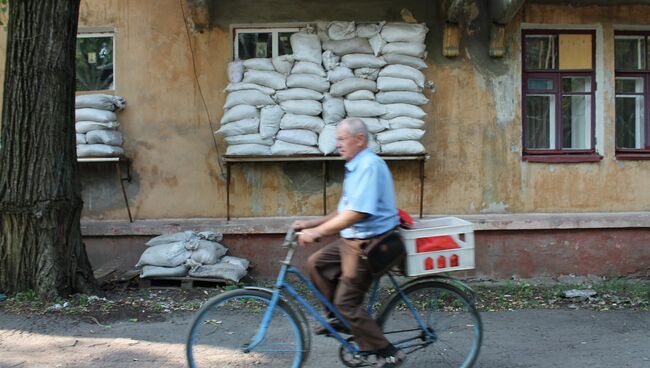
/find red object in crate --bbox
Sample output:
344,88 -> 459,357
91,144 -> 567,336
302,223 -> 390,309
416,235 -> 460,253
398,209 -> 414,228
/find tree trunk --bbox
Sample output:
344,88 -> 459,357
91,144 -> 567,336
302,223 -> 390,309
0,0 -> 96,298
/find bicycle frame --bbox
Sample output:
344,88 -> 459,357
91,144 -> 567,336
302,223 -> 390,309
245,230 -> 439,357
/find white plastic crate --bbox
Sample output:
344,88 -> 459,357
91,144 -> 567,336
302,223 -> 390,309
398,217 -> 475,276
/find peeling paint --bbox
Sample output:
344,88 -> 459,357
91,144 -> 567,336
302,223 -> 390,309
481,201 -> 510,213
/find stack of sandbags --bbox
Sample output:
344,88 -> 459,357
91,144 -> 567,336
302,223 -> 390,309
271,30 -> 328,155
217,58 -> 282,155
75,94 -> 126,157
375,23 -> 428,154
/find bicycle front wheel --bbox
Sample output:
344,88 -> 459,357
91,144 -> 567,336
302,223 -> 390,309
186,289 -> 307,368
377,280 -> 482,368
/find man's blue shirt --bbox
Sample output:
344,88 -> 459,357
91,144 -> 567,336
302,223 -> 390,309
337,148 -> 399,239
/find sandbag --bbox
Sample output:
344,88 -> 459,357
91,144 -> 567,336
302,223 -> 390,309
382,103 -> 427,119
378,64 -> 425,88
327,21 -> 356,40
356,22 -> 385,38
271,140 -> 321,155
76,133 -> 86,144
243,69 -> 287,90
368,133 -> 381,153
227,60 -> 244,83
322,50 -> 340,71
225,82 -> 275,95
276,129 -> 318,146
280,114 -> 325,132
190,240 -> 228,265
272,54 -> 295,75
226,144 -> 271,155
259,105 -> 284,138
381,23 -> 428,43
188,262 -> 247,282
215,118 -> 259,137
381,42 -> 426,58
323,37 -> 373,55
220,104 -> 259,125
140,265 -> 188,278
382,53 -> 428,70
146,231 -> 197,246
381,140 -> 425,154
75,108 -> 117,123
376,128 -> 425,144
327,66 -> 355,83
346,90 -> 375,100
275,88 -> 323,102
330,78 -> 377,97
291,61 -> 326,77
344,99 -> 386,117
86,130 -> 124,146
368,34 -> 387,56
198,231 -> 224,242
387,116 -> 425,129
225,134 -> 274,146
280,100 -> 322,116
341,54 -> 386,69
136,241 -> 191,268
223,90 -> 274,109
286,73 -> 330,92
243,58 -> 275,71
358,117 -> 389,133
77,144 -> 124,157
75,94 -> 126,111
290,31 -> 322,64
353,67 -> 380,81
75,121 -> 119,133
220,256 -> 250,270
376,91 -> 429,105
377,76 -> 421,92
322,93 -> 346,125
318,124 -> 337,154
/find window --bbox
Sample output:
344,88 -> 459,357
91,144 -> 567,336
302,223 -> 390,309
234,27 -> 299,60
614,32 -> 650,158
522,30 -> 599,162
76,31 -> 114,91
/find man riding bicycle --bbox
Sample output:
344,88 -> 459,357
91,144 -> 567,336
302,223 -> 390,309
293,118 -> 406,368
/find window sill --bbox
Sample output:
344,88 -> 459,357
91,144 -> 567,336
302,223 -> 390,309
522,154 -> 603,163
616,153 -> 650,160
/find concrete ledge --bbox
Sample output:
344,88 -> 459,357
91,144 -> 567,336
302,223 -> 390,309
81,212 -> 650,236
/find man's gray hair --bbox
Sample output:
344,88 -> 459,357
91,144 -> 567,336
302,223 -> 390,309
340,118 -> 369,141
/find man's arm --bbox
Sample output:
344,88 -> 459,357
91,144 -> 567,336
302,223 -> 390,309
291,211 -> 337,231
298,210 -> 367,245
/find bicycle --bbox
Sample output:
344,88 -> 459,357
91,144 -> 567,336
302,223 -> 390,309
186,228 -> 483,367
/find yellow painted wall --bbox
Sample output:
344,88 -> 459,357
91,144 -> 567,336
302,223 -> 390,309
2,1 -> 650,219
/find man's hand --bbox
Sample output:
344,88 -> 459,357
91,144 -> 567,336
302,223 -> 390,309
297,228 -> 321,246
291,220 -> 310,231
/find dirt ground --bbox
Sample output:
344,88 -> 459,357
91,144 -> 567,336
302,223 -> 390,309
2,308 -> 650,368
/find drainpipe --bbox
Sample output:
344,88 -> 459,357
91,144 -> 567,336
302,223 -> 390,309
443,0 -> 475,57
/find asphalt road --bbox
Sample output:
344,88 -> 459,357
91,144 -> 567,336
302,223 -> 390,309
1,309 -> 649,367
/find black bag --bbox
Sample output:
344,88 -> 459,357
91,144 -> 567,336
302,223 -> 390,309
361,229 -> 406,276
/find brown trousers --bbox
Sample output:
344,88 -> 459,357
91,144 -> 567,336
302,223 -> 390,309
306,237 -> 391,352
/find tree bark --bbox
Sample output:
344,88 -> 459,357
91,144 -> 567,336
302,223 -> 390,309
0,0 -> 96,298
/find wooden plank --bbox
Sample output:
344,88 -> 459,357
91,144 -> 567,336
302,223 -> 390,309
139,276 -> 235,289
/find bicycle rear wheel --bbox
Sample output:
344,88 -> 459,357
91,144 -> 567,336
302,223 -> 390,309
377,280 -> 482,368
186,289 -> 307,368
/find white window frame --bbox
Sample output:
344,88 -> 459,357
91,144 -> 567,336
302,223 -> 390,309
233,27 -> 301,60
76,28 -> 116,91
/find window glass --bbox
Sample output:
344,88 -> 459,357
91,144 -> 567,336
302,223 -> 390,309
615,36 -> 645,71
562,77 -> 591,93
527,79 -> 553,90
616,95 -> 645,149
525,95 -> 555,149
561,95 -> 591,149
76,35 -> 113,91
278,32 -> 294,55
615,77 -> 644,94
525,35 -> 557,70
237,32 -> 272,59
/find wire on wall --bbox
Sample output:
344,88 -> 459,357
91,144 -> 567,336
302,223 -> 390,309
179,0 -> 225,177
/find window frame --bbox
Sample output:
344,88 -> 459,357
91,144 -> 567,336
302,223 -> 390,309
614,30 -> 650,160
76,29 -> 116,92
233,27 -> 301,60
521,29 -> 600,163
